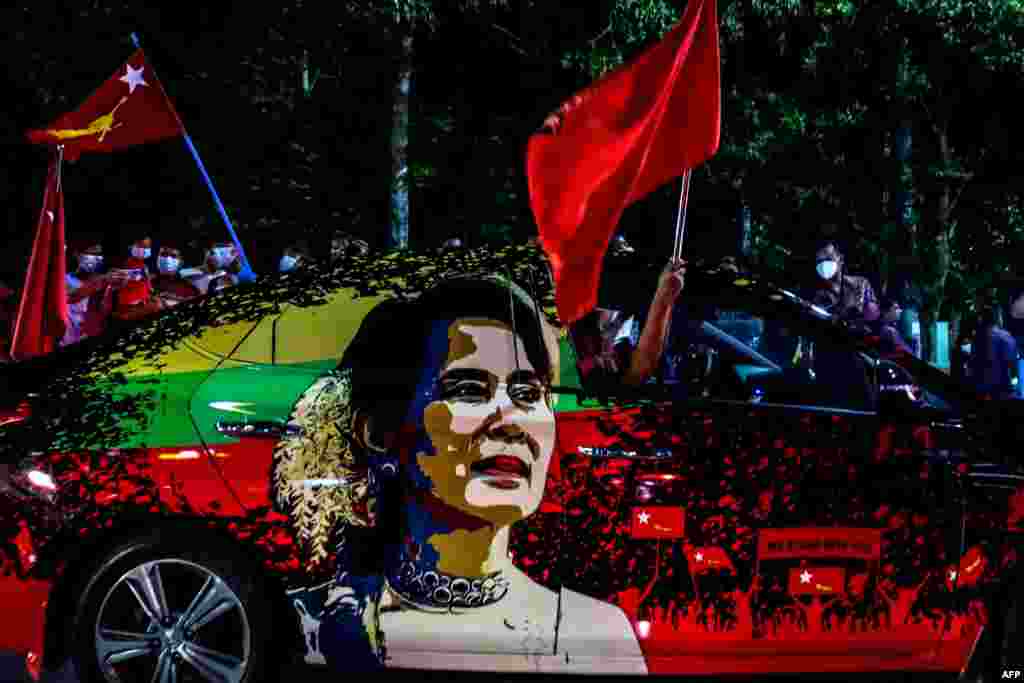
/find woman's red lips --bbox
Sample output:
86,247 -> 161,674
471,455 -> 530,479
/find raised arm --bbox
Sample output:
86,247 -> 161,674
622,259 -> 685,386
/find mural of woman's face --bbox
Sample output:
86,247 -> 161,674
415,318 -> 556,527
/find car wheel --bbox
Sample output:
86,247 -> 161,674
73,538 -> 272,683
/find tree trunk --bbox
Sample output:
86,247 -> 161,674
388,29 -> 414,249
919,126 -> 955,366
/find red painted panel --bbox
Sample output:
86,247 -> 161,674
0,575 -> 50,673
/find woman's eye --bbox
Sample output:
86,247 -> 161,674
440,381 -> 489,401
509,384 -> 544,404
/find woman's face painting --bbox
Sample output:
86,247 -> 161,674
414,318 -> 556,526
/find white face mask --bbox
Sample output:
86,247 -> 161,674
78,254 -> 104,273
961,343 -> 972,354
816,259 -> 839,280
158,256 -> 180,274
279,254 -> 299,273
131,246 -> 152,259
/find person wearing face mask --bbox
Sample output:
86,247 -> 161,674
111,257 -> 162,322
61,242 -> 113,347
279,244 -> 312,274
153,245 -> 200,307
188,241 -> 241,294
951,314 -> 977,384
801,238 -> 878,409
128,235 -> 155,276
810,238 -> 880,323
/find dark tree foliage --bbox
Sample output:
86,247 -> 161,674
3,0 -> 1023,352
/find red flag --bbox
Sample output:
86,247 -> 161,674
631,506 -> 685,539
686,546 -> 735,575
788,567 -> 845,596
527,0 -> 720,324
11,154 -> 69,359
26,49 -> 181,161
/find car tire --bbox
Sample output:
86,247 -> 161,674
72,535 -> 273,683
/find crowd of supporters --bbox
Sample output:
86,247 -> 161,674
0,230 -> 371,360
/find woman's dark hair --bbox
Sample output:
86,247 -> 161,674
813,237 -> 845,258
341,276 -> 554,436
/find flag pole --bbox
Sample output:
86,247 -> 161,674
672,169 -> 692,261
130,32 -> 256,283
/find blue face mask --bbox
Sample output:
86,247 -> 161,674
158,256 -> 180,274
78,254 -> 104,273
279,254 -> 299,273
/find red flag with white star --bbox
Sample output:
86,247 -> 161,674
26,49 -> 182,161
631,506 -> 685,539
10,153 -> 68,359
788,567 -> 845,596
685,546 -> 735,574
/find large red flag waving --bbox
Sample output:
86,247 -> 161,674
26,49 -> 182,161
527,0 -> 720,324
10,153 -> 69,360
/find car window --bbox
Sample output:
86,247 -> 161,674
661,304 -> 877,412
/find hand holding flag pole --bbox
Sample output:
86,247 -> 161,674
527,0 -> 720,325
129,33 -> 256,283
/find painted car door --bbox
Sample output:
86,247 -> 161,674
372,276 -> 567,669
190,285 -> 389,507
671,304 -> 970,673
254,268 -> 566,670
552,290 -> 968,675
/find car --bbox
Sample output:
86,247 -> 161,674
0,243 -> 1019,682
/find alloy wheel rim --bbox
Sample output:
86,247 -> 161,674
93,558 -> 250,683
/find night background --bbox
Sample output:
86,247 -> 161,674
2,0 -> 1024,358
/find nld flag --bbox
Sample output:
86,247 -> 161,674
27,49 -> 182,160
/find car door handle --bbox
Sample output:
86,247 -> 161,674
577,446 -> 673,459
216,420 -> 301,438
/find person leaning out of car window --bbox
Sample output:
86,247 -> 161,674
153,243 -> 200,308
573,256 -> 686,390
810,238 -> 880,323
802,237 -> 879,410
970,304 -> 1018,400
